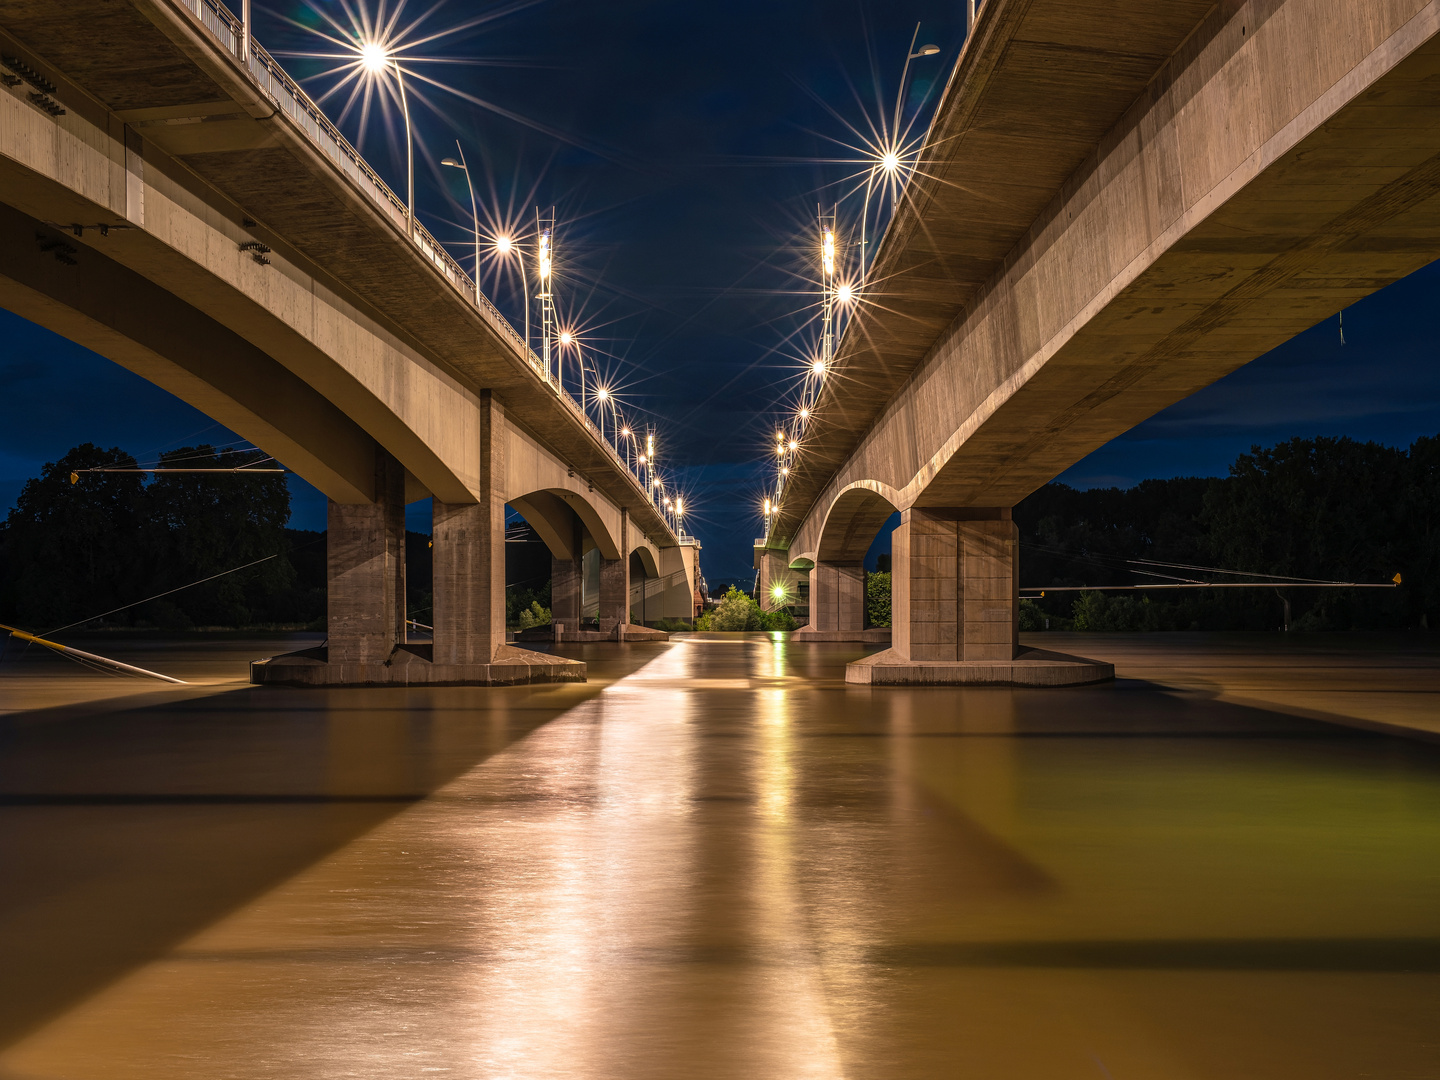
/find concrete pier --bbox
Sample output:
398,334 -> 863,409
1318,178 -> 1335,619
849,508 -> 1110,686
254,403 -> 585,687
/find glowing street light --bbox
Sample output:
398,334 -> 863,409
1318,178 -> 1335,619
559,330 -> 574,346
491,233 -> 531,358
811,358 -> 826,377
619,425 -> 633,470
836,283 -> 855,304
536,208 -> 557,385
360,41 -> 414,234
822,227 -> 836,277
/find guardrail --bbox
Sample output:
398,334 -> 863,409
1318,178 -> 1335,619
173,0 -> 669,527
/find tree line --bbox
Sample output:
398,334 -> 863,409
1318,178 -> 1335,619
1014,434 -> 1438,631
0,444 -> 319,632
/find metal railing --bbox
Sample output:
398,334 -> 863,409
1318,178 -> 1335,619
172,0 -> 664,523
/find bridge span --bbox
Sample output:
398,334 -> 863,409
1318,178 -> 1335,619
0,0 -> 699,684
759,0 -> 1440,684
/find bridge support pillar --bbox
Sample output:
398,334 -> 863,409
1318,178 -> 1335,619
894,509 -> 1018,663
325,447 -> 407,665
598,509 -> 630,637
847,507 -> 1110,686
552,544 -> 581,638
253,398 -> 584,686
808,561 -> 865,633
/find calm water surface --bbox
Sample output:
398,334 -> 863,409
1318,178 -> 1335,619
1,633 -> 1438,1078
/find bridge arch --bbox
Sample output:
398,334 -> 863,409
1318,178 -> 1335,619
815,481 -> 902,564
505,488 -> 621,562
630,543 -> 661,580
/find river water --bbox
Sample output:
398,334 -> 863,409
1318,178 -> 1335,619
1,633 -> 1438,1078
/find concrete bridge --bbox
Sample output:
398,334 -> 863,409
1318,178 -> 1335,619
0,0 -> 699,684
760,0 -> 1440,684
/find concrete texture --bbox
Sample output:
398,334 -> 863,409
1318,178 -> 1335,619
768,0 -> 1440,641
791,627 -> 891,644
892,509 -> 1019,664
0,0 -> 676,541
249,643 -> 585,687
598,510 -> 630,634
325,449 -> 405,666
760,0 -> 1440,650
431,394 -> 507,667
846,646 -> 1114,687
807,562 -> 865,633
0,0 -> 699,685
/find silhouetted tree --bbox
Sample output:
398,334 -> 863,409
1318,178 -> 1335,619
0,444 -> 147,628
0,443 -> 298,631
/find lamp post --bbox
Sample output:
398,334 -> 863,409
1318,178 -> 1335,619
893,24 -> 941,143
537,207 -> 556,384
440,143 -> 479,306
493,233 -> 531,363
361,43 -> 414,236
860,26 -> 939,284
594,384 -> 610,444
646,431 -> 656,505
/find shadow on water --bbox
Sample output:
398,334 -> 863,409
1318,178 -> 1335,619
0,637 -> 668,1049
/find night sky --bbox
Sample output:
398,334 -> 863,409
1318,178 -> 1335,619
2,0 -> 1439,583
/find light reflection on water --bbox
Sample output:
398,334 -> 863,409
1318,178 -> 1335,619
1,634 -> 1439,1078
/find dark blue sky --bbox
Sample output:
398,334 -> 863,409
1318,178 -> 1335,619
2,0 -> 1439,581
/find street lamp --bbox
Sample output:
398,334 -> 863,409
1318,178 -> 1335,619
646,432 -> 655,502
361,42 -> 414,235
440,143 -> 479,306
894,25 -> 941,138
493,233 -> 531,361
860,27 -> 940,285
537,208 -> 557,384
594,384 -> 611,444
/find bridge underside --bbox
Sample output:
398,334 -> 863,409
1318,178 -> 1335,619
771,0 -> 1440,683
0,0 -> 694,684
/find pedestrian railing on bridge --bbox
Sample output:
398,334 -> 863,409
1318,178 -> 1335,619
174,0 -> 665,529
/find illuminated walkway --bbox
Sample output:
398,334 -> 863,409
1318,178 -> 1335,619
2,634 -> 1439,1078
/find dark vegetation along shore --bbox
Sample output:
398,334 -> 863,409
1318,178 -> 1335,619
2,436 -> 1437,635
1015,435 -> 1439,632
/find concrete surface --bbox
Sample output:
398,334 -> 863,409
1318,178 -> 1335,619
847,644 -> 1113,686
770,0 -> 1440,633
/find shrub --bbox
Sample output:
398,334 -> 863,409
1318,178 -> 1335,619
866,571 -> 891,627
709,586 -> 761,630
516,600 -> 550,630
